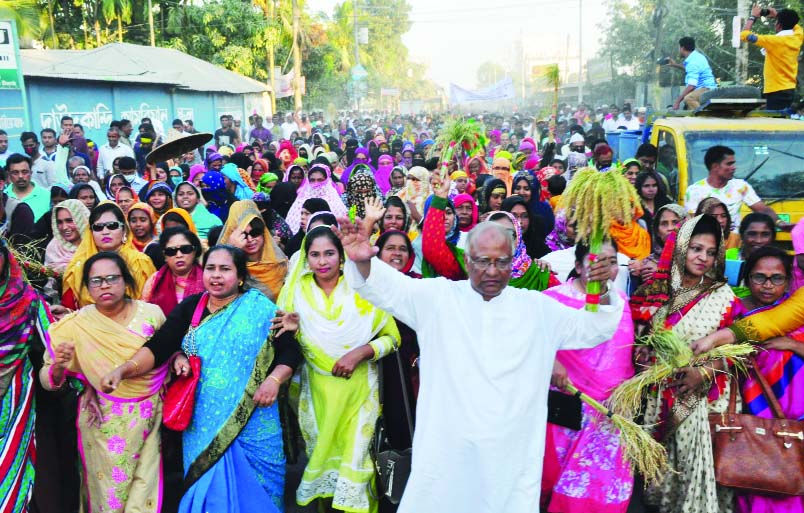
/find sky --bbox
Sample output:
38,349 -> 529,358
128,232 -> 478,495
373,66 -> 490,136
306,0 -> 609,90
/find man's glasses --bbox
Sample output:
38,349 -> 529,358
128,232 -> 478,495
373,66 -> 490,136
91,221 -> 122,232
468,256 -> 512,271
164,244 -> 195,257
88,274 -> 122,288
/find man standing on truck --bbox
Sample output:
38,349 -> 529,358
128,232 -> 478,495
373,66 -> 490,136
741,5 -> 803,110
684,145 -> 781,232
665,37 -> 718,110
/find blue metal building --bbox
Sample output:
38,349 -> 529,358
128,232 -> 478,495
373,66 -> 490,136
16,42 -> 270,150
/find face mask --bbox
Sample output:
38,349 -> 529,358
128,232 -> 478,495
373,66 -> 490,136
23,146 -> 36,156
402,157 -> 413,168
171,176 -> 183,186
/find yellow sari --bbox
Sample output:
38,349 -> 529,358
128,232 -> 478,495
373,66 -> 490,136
220,200 -> 288,301
44,300 -> 167,513
62,201 -> 156,308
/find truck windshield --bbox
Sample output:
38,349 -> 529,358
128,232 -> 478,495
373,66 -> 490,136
685,131 -> 804,199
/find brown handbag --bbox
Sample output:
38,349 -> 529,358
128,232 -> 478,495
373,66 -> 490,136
709,356 -> 804,496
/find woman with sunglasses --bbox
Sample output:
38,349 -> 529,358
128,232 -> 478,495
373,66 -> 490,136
61,202 -> 156,310
42,251 -> 168,513
220,200 -> 288,301
141,227 -> 204,317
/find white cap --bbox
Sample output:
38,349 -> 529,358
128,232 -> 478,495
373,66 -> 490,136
569,133 -> 585,144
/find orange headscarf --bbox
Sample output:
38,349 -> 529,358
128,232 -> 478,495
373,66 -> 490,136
62,201 -> 157,307
157,207 -> 198,235
219,200 -> 288,301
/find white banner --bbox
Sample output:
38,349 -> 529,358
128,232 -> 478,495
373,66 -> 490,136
275,70 -> 294,98
449,77 -> 515,105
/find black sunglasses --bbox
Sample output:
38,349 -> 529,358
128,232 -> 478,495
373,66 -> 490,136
91,221 -> 122,232
164,244 -> 195,257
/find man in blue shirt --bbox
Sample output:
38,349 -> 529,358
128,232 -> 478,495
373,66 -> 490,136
665,36 -> 717,110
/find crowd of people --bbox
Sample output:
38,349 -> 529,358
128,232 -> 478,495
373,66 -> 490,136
2,41 -> 804,513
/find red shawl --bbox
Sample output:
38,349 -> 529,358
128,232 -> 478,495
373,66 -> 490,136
148,264 -> 205,316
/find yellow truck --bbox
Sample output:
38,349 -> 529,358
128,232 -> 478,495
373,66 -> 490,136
649,115 -> 804,242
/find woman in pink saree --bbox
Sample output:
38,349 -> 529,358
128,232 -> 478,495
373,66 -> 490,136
41,252 -> 168,513
733,245 -> 804,513
541,241 -> 635,512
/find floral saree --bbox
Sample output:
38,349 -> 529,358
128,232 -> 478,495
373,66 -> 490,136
45,300 -> 168,513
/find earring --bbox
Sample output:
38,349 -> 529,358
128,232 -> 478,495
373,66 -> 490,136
239,281 -> 244,286
122,235 -> 127,244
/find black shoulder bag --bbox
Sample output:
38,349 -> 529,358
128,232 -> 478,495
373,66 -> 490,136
370,350 -> 414,505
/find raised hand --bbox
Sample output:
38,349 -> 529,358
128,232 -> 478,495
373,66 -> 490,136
433,174 -> 451,199
362,197 -> 386,237
333,218 -> 379,263
227,227 -> 247,250
271,310 -> 300,338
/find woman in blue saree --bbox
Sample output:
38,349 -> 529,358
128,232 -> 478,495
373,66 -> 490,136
100,245 -> 302,512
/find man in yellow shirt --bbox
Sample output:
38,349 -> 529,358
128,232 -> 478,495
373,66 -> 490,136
741,4 -> 803,110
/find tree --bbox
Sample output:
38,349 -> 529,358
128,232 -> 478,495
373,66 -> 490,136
1,0 -> 43,41
598,0 -> 804,104
102,0 -> 132,42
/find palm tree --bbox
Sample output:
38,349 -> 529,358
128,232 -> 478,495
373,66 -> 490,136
0,0 -> 42,41
542,64 -> 561,144
102,0 -> 131,43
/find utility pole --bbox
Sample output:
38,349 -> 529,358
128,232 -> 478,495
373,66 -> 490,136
148,0 -> 155,46
263,0 -> 276,113
519,30 -> 526,101
736,0 -> 749,82
578,0 -> 583,103
647,0 -> 665,107
353,0 -> 360,69
352,0 -> 361,110
292,0 -> 302,111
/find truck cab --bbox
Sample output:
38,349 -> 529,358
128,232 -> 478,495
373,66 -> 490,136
648,115 -> 804,242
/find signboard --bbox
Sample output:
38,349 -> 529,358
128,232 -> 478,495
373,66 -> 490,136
586,59 -> 613,85
449,77 -> 515,105
0,20 -> 29,144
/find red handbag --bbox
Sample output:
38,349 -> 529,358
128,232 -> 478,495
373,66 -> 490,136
162,293 -> 208,431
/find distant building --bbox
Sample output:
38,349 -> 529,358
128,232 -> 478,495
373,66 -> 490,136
20,42 -> 271,143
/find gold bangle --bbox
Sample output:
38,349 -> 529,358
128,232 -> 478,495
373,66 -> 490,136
126,359 -> 140,373
698,366 -> 712,384
268,375 -> 281,385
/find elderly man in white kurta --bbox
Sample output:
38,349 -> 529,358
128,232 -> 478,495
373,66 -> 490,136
336,219 -> 625,513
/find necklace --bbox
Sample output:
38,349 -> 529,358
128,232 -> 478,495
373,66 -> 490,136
679,274 -> 705,292
208,293 -> 238,313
